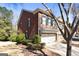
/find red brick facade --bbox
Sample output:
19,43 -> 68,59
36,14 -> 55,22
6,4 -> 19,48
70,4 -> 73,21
18,9 -> 61,40
18,10 -> 38,39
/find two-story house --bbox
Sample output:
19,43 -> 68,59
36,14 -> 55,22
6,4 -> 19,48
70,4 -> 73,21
18,8 -> 64,45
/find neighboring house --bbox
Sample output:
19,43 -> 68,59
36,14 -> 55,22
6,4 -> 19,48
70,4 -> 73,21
18,8 -> 64,45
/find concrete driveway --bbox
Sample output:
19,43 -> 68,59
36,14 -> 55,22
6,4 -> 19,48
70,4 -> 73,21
46,42 -> 79,56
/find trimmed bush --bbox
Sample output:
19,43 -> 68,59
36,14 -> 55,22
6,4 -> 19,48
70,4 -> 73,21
32,35 -> 41,44
8,31 -> 31,45
16,32 -> 26,43
8,32 -> 17,42
26,35 -> 46,50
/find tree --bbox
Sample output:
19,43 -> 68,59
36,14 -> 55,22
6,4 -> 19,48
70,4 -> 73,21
0,6 -> 13,41
0,7 -> 13,24
42,3 -> 79,56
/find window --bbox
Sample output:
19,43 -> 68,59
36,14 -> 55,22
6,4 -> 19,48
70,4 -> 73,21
41,16 -> 54,26
52,20 -> 56,26
28,18 -> 30,27
41,16 -> 46,25
48,18 -> 51,26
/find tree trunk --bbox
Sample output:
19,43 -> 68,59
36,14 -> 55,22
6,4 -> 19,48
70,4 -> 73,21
66,39 -> 72,56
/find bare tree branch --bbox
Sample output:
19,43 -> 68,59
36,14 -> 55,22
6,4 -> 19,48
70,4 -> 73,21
42,3 -> 67,41
58,3 -> 71,36
67,3 -> 72,15
61,3 -> 68,15
60,3 -> 74,35
58,3 -> 67,39
71,16 -> 77,28
58,3 -> 65,24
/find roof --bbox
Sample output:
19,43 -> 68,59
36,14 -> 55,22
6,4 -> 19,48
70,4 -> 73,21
22,8 -> 52,17
33,8 -> 52,17
22,9 -> 33,14
21,8 -> 63,24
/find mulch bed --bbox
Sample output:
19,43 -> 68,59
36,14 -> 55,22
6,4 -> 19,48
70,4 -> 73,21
17,44 -> 60,56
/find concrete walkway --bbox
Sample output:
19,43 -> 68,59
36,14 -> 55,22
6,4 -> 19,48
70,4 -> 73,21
46,42 -> 79,56
0,41 -> 24,56
0,41 -> 60,56
0,41 -> 16,46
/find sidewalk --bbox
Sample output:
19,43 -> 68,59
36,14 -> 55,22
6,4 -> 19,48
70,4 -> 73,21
46,42 -> 79,56
0,41 -> 16,46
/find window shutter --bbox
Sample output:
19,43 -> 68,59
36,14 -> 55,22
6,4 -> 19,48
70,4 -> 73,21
51,19 -> 53,26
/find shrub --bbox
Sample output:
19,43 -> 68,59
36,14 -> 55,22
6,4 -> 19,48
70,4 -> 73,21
26,35 -> 46,50
0,29 -> 8,41
22,39 -> 32,45
21,38 -> 27,45
9,31 -> 32,45
32,35 -> 41,44
8,32 -> 17,42
27,43 -> 45,50
16,32 -> 26,43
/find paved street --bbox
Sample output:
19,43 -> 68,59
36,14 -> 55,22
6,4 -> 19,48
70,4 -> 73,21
46,42 -> 79,56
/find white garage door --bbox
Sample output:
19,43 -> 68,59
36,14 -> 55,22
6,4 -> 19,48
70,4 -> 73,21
41,34 -> 56,45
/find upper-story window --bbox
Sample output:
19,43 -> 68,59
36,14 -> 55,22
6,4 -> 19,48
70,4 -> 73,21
28,18 -> 30,27
48,18 -> 51,26
41,16 -> 46,25
41,15 -> 54,26
52,19 -> 55,26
